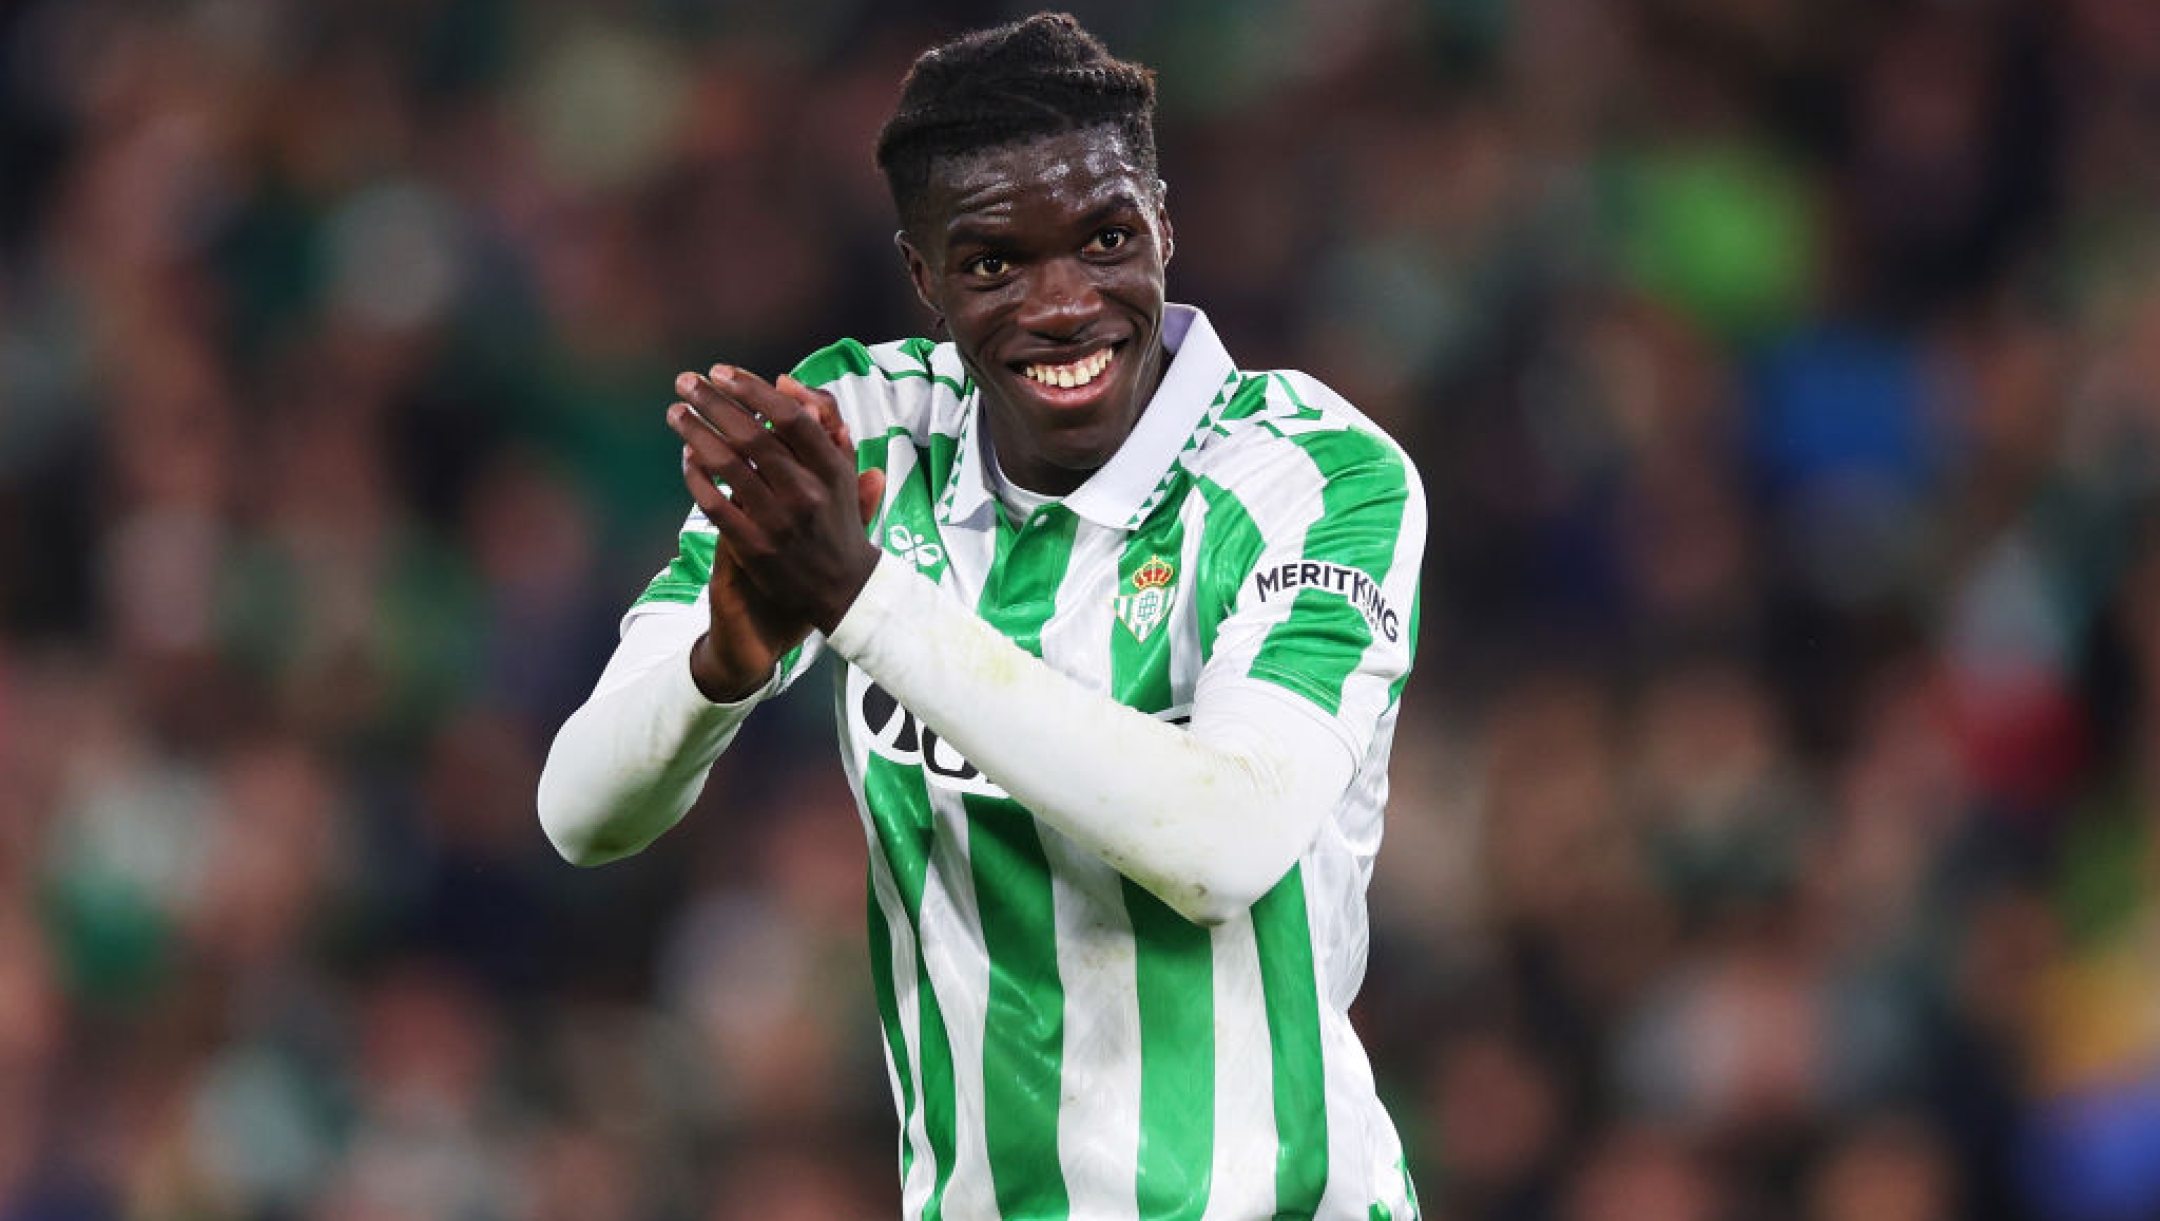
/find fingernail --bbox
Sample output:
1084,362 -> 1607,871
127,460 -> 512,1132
675,372 -> 699,394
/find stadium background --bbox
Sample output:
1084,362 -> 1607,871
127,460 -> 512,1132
3,0 -> 2159,1217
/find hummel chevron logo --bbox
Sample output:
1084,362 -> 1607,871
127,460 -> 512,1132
885,524 -> 945,569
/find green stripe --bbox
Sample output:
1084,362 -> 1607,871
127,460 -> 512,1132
792,336 -> 969,397
1110,511 -> 1216,1220
1218,373 -> 1274,424
862,438 -> 949,585
968,794 -> 1069,1220
970,505 -> 1079,1219
1110,516 -> 1183,714
917,973 -> 959,1221
792,337 -> 876,387
1193,478 -> 1267,665
855,424 -> 910,470
865,877 -> 915,1185
1253,866 -> 1328,1217
633,529 -> 716,605
1250,435 -> 1410,716
922,432 -> 960,496
863,755 -> 959,1219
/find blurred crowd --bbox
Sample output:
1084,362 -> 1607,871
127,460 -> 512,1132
3,0 -> 2159,1218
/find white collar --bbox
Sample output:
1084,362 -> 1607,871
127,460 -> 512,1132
939,303 -> 1236,530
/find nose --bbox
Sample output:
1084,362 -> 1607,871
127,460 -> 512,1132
1015,256 -> 1101,338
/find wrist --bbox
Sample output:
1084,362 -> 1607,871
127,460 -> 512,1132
812,540 -> 885,636
688,632 -> 774,704
826,551 -> 913,661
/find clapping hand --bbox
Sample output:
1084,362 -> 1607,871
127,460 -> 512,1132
668,366 -> 885,701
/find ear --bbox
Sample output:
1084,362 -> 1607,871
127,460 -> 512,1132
1154,182 -> 1175,267
895,230 -> 938,316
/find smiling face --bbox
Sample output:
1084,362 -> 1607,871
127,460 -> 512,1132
898,126 -> 1175,496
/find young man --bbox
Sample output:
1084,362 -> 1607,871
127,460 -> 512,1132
538,13 -> 1426,1220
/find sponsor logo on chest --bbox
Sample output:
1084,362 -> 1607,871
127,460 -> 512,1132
846,666 -> 1190,799
848,666 -> 1009,797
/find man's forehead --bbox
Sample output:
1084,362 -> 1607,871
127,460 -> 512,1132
927,128 -> 1154,222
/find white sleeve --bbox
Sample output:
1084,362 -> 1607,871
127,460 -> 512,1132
536,604 -> 787,865
828,553 -> 1356,926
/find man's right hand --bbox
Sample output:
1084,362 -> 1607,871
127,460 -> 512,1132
672,374 -> 884,702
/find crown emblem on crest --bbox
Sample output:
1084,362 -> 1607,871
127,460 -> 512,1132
1115,555 -> 1177,643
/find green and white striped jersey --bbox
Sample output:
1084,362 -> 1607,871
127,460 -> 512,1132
633,306 -> 1424,1221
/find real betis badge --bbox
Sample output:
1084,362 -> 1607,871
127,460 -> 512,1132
1115,555 -> 1177,642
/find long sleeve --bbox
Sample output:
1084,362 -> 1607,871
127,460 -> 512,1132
536,607 -> 776,865
828,552 -> 1356,926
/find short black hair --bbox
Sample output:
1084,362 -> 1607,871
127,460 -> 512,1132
875,12 -> 1159,233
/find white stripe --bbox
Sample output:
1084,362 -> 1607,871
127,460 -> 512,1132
1039,521 -> 1144,1220
1038,519 -> 1126,689
815,342 -> 965,443
1043,833 -> 1143,1220
1187,435 -> 1330,708
1170,491 -> 1208,698
918,782 -> 999,1220
1316,997 -> 1408,1219
1197,916 -> 1277,1221
908,498 -> 1007,1219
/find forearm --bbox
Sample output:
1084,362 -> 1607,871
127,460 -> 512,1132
828,555 -> 1353,925
538,618 -> 767,865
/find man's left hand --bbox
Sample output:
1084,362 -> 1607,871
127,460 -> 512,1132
668,366 -> 884,634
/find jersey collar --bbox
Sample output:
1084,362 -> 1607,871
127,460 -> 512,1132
940,304 -> 1234,531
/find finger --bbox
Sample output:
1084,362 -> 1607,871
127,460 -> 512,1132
674,378 -> 786,489
678,372 -> 767,445
706,365 -> 794,426
723,368 -> 848,482
670,401 -> 780,517
675,435 -> 744,526
857,468 -> 886,528
678,444 -> 729,521
688,370 -> 836,500
778,378 -> 877,524
678,443 -> 773,555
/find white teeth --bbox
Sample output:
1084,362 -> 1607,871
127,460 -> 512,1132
1024,348 -> 1115,388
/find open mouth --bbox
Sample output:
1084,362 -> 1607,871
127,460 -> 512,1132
1013,343 -> 1122,398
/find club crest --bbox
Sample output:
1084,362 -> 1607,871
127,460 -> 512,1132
1114,555 -> 1177,642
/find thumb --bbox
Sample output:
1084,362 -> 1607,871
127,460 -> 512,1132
857,469 -> 886,527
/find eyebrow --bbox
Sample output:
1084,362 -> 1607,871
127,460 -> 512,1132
942,217 -> 1006,248
942,191 -> 1149,248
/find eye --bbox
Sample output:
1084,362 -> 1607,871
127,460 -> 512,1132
1087,227 -> 1133,254
964,253 -> 1010,279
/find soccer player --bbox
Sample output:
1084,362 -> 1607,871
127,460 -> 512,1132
538,12 -> 1426,1220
